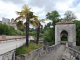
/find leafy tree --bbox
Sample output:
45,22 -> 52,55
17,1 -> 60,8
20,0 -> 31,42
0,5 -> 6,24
0,24 -> 15,35
44,10 -> 61,45
29,28 -> 35,32
44,22 -> 52,31
64,11 -> 76,22
43,29 -> 55,45
61,35 -> 67,41
46,10 -> 60,28
73,20 -> 80,45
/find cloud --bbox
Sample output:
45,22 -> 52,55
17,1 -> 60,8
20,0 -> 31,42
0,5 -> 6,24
28,0 -> 77,20
0,1 -> 21,20
0,0 -> 80,24
0,0 -> 26,4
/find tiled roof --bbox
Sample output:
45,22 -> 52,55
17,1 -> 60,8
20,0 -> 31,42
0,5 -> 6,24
10,22 -> 16,26
56,22 -> 75,24
11,18 -> 14,20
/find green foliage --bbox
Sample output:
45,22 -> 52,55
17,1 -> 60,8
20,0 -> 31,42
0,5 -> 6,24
29,28 -> 35,32
0,23 -> 26,36
46,10 -> 61,27
43,29 -> 55,45
29,31 -> 36,36
15,42 -> 41,55
0,24 -> 15,35
43,10 -> 61,45
15,30 -> 26,36
46,10 -> 60,21
73,20 -> 80,45
61,35 -> 67,41
40,29 -> 44,34
79,48 -> 80,51
44,22 -> 52,31
64,11 -> 76,22
39,33 -> 44,38
18,26 -> 26,31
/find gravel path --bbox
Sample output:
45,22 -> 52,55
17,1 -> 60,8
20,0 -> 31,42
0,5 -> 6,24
38,45 -> 66,60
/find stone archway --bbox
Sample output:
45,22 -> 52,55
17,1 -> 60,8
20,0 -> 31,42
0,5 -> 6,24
60,30 -> 68,44
55,22 -> 76,46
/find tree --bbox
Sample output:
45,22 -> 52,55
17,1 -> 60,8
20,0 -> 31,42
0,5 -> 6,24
34,17 -> 46,44
73,20 -> 80,46
15,4 -> 38,46
44,10 -> 61,45
46,10 -> 61,29
64,11 -> 76,22
0,24 -> 15,35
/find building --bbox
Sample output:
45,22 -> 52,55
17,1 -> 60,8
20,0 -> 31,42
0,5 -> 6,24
1,17 -> 17,30
29,36 -> 34,42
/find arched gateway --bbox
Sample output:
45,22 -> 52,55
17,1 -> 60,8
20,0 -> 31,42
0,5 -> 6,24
55,22 -> 76,46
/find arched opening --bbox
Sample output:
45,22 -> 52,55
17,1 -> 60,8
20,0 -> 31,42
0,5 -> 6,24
60,30 -> 68,44
61,35 -> 67,41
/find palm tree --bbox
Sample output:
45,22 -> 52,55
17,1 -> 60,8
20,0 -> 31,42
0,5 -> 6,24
15,4 -> 38,46
34,17 -> 46,44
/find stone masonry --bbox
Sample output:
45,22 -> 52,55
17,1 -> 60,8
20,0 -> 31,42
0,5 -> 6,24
55,22 -> 76,46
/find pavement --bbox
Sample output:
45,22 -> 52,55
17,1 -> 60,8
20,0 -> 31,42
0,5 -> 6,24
38,45 -> 66,60
0,38 -> 26,55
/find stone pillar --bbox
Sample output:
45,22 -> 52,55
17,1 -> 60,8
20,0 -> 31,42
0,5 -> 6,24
2,35 -> 6,39
12,51 -> 15,60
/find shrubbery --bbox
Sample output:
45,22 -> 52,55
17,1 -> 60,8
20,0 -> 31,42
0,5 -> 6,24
0,23 -> 26,36
0,23 -> 15,35
15,42 -> 41,55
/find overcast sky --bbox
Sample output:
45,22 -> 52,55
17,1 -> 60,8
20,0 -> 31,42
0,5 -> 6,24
0,0 -> 80,25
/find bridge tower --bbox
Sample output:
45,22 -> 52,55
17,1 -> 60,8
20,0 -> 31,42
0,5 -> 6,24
55,22 -> 76,46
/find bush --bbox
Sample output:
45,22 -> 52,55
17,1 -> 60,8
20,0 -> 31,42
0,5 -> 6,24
0,24 -> 15,35
15,42 -> 41,55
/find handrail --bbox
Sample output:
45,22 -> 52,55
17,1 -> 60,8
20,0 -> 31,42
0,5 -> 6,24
68,47 -> 80,54
0,37 -> 26,41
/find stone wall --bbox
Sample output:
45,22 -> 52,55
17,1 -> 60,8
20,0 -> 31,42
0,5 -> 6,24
62,47 -> 80,60
0,50 -> 15,60
55,23 -> 76,46
0,37 -> 26,60
16,43 -> 60,60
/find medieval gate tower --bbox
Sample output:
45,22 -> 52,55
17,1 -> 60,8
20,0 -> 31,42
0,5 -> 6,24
55,22 -> 76,46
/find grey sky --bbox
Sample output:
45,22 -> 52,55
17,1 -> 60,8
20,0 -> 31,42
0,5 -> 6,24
0,0 -> 80,23
0,0 -> 26,4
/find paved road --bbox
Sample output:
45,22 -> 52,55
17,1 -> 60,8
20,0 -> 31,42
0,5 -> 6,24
0,38 -> 26,55
38,45 -> 66,60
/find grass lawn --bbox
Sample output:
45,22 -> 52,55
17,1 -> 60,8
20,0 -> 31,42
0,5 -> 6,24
15,42 -> 41,55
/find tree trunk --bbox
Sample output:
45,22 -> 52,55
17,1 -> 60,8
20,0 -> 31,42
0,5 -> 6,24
36,22 -> 40,44
26,16 -> 29,46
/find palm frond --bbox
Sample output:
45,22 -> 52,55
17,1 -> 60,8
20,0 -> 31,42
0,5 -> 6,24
41,25 -> 43,30
39,19 -> 46,23
17,21 -> 23,27
30,20 -> 39,27
21,4 -> 31,16
15,16 -> 25,21
16,11 -> 24,16
24,22 -> 26,26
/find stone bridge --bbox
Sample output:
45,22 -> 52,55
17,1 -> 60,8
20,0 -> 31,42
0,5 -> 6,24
0,37 -> 26,60
0,22 -> 80,60
16,43 -> 80,60
16,22 -> 80,60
